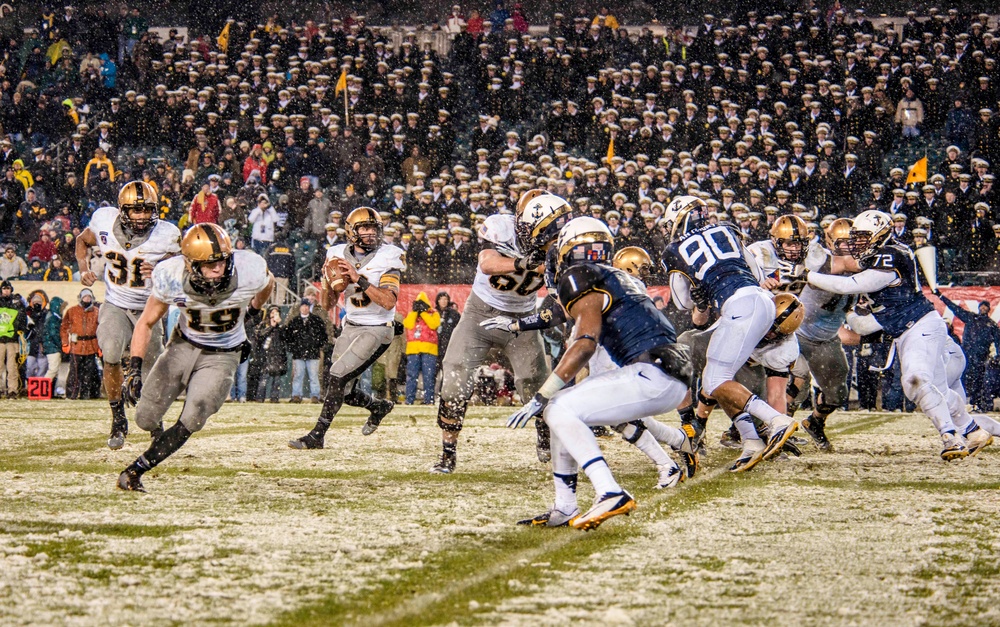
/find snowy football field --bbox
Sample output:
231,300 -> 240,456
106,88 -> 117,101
2,400 -> 999,626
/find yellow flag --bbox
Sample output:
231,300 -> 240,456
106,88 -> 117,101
905,156 -> 927,186
606,137 -> 614,164
335,69 -> 348,96
217,22 -> 231,53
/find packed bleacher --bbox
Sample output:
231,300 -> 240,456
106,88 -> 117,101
0,3 -> 999,293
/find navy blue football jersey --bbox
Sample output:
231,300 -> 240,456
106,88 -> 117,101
662,223 -> 760,309
859,241 -> 935,337
557,263 -> 677,366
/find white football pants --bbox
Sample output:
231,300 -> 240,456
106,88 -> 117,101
702,286 -> 775,396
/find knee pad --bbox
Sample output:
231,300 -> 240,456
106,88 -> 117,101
616,419 -> 647,444
436,400 -> 467,432
910,381 -> 945,411
785,380 -> 801,400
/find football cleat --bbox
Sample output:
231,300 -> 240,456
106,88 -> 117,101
535,419 -> 551,463
288,434 -> 324,450
656,463 -> 683,489
800,414 -> 833,452
761,415 -> 799,461
729,438 -> 765,472
590,426 -> 612,438
108,414 -> 128,450
430,451 -> 456,474
719,425 -> 741,449
965,426 -> 994,457
517,506 -> 580,527
940,432 -> 969,461
569,491 -> 635,531
116,468 -> 146,493
678,424 -> 700,479
361,399 -> 394,435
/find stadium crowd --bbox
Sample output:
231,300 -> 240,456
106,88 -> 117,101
2,3 -> 1000,407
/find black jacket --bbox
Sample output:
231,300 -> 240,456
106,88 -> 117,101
283,313 -> 327,360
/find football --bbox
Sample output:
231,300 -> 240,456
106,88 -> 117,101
322,257 -> 347,292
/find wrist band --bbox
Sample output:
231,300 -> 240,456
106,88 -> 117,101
356,276 -> 371,291
537,373 -> 567,399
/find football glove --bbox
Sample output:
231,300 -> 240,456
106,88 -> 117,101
506,393 -> 548,429
122,357 -> 143,407
480,315 -> 519,334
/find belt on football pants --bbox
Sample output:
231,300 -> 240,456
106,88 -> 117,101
175,330 -> 242,354
630,342 -> 694,387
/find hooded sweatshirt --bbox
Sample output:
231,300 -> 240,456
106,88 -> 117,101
42,296 -> 65,354
403,291 -> 440,355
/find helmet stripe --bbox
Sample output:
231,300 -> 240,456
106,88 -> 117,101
201,225 -> 222,256
773,298 -> 801,329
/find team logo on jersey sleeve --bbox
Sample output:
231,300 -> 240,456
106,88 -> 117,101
100,232 -> 108,245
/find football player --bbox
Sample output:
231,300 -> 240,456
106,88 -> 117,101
289,207 -> 404,449
786,218 -> 857,451
430,191 -> 568,474
75,181 -> 181,450
748,215 -> 811,291
805,210 -> 992,460
117,224 -> 274,491
507,218 -> 693,530
660,195 -> 797,472
484,244 -> 698,489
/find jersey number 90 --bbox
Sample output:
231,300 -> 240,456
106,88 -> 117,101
679,226 -> 742,280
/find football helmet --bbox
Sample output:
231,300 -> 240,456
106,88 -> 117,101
515,190 -> 573,252
556,217 -> 615,272
118,181 -> 159,235
825,218 -> 853,255
771,293 -> 805,336
769,215 -> 809,263
182,223 -> 234,294
613,246 -> 653,280
345,206 -> 383,252
848,210 -> 892,260
663,195 -> 705,241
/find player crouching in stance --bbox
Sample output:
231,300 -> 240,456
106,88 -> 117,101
117,224 -> 273,491
805,210 -> 990,461
76,181 -> 181,450
289,207 -> 403,448
508,218 -> 693,530
661,196 -> 798,472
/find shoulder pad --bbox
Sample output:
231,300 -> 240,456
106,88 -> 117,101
557,264 -> 606,310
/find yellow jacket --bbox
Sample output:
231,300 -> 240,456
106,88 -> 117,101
592,14 -> 619,30
84,155 -> 116,185
12,160 -> 33,191
403,291 -> 441,355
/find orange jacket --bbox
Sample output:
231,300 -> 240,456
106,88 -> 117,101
60,303 -> 100,355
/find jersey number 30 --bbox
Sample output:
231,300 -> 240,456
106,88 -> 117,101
679,226 -> 742,280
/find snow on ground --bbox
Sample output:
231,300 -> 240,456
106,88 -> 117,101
1,401 -> 998,626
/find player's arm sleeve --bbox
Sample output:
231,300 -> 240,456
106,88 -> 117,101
806,268 -> 896,295
669,271 -> 695,310
517,294 -> 566,331
845,311 -> 884,336
743,245 -> 765,282
379,268 -> 401,291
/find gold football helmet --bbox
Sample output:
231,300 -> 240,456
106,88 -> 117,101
345,206 -> 383,252
182,223 -> 234,294
769,215 -> 809,263
613,246 -> 653,280
771,293 -> 805,336
825,218 -> 854,255
118,181 -> 159,234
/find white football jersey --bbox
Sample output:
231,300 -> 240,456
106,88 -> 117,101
327,242 -> 406,325
747,239 -> 811,287
88,205 -> 182,309
471,214 -> 544,313
152,250 -> 269,350
748,332 -> 800,373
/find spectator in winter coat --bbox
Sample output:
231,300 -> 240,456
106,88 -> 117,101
303,187 -> 334,239
189,184 -> 221,224
248,194 -> 278,255
23,291 -> 47,379
0,280 -> 25,397
435,291 -> 461,358
895,88 -> 923,138
28,231 -> 57,262
242,144 -> 267,182
60,288 -> 100,399
43,256 -> 72,281
0,244 -> 27,279
42,295 -> 66,397
403,291 -> 440,404
284,300 -> 328,403
257,306 -> 288,402
938,293 -> 1000,412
